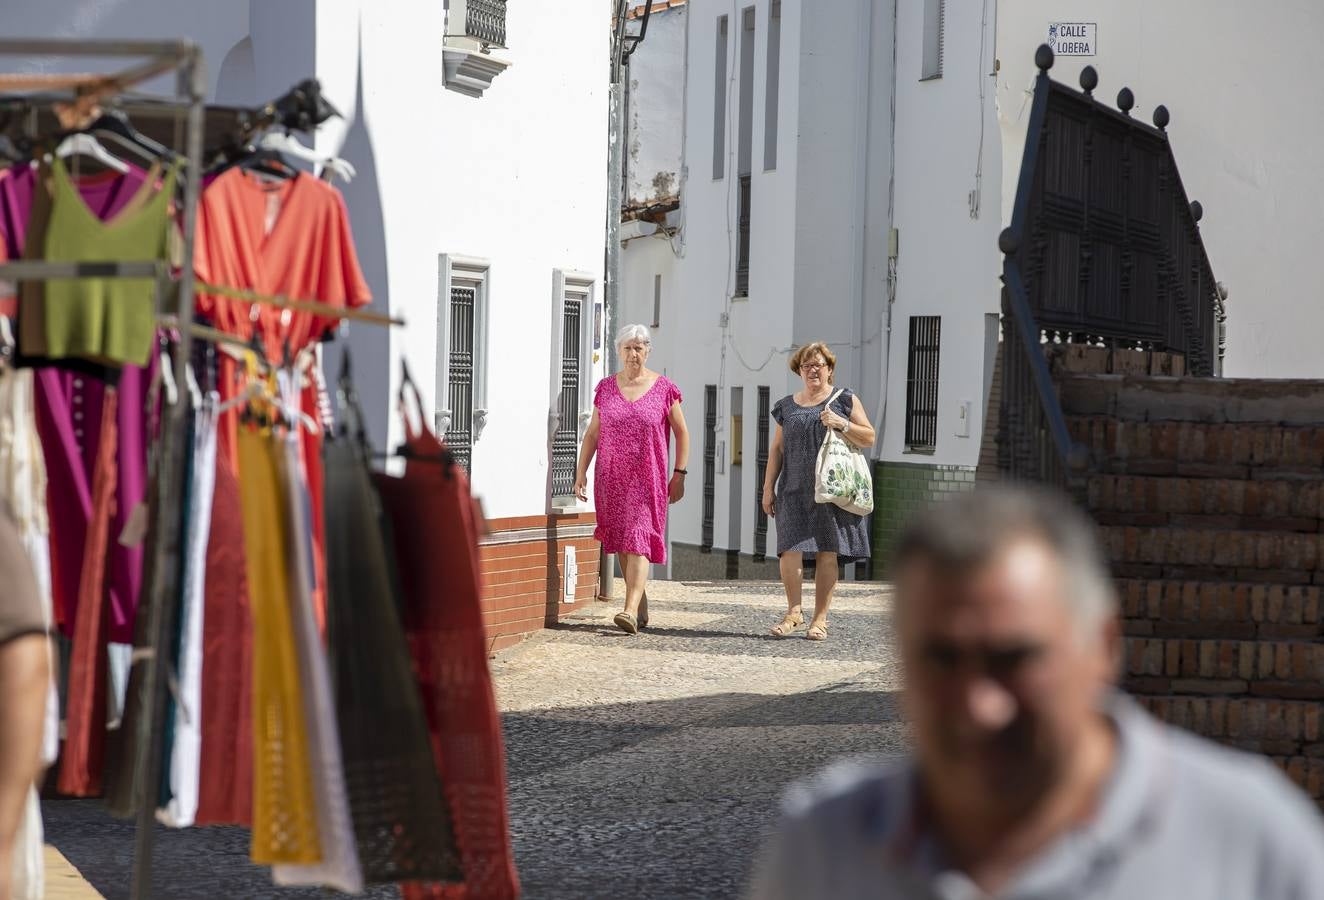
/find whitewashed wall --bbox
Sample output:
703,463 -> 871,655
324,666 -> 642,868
878,0 -> 1002,468
997,1 -> 1324,378
626,5 -> 687,209
5,0 -> 610,521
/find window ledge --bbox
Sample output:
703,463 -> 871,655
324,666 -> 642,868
443,43 -> 511,98
551,496 -> 587,515
903,445 -> 937,456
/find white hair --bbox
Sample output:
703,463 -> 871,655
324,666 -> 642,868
615,324 -> 653,353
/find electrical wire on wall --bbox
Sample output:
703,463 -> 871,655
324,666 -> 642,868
970,0 -> 990,220
871,0 -> 900,445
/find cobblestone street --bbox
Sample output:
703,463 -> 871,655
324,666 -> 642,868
44,580 -> 905,898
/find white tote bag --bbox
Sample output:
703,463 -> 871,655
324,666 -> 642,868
813,389 -> 874,516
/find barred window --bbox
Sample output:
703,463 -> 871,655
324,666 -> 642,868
905,316 -> 941,451
437,255 -> 491,474
550,272 -> 596,502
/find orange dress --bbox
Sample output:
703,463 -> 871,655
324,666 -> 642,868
193,169 -> 371,629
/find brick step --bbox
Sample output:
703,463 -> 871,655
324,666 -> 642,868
1102,526 -> 1324,583
1119,579 -> 1323,640
1131,697 -> 1324,777
1046,344 -> 1186,377
1068,416 -> 1324,477
1090,475 -> 1324,532
1057,374 -> 1324,425
1123,635 -> 1324,696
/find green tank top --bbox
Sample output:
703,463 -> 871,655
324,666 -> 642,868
42,155 -> 179,368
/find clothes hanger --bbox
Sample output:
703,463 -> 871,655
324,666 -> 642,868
257,130 -> 355,183
86,109 -> 177,164
54,132 -> 129,174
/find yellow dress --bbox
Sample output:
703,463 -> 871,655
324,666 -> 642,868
238,426 -> 322,865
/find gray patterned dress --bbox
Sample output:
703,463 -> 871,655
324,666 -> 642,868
771,389 -> 871,563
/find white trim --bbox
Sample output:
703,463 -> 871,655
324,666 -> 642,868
436,253 -> 492,443
549,269 -> 599,505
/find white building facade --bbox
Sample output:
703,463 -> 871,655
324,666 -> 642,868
625,0 -> 1323,577
621,0 -> 1002,575
7,0 -> 612,647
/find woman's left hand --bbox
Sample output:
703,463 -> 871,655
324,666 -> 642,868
668,472 -> 686,504
820,409 -> 848,432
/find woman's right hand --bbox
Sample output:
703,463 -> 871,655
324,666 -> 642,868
574,475 -> 588,502
762,487 -> 775,518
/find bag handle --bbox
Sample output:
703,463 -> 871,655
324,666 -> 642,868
335,349 -> 371,449
824,388 -> 845,409
397,359 -> 428,442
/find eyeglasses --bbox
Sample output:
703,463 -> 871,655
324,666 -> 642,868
801,362 -> 829,372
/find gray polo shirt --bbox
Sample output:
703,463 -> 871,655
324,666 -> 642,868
748,695 -> 1324,899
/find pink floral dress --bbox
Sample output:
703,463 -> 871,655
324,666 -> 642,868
592,374 -> 682,564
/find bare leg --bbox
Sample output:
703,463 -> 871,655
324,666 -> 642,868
768,552 -> 806,635
0,634 -> 52,897
779,551 -> 804,615
809,552 -> 839,636
621,552 -> 649,617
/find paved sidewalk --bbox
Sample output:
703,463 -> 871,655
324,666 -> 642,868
498,579 -> 905,898
43,579 -> 905,898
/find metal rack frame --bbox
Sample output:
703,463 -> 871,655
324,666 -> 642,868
0,38 -> 206,900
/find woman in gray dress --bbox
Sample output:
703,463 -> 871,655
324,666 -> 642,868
762,342 -> 876,641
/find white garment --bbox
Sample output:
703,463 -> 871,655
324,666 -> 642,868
0,369 -> 57,760
272,373 -> 363,894
106,642 -> 133,727
10,787 -> 44,900
158,396 -> 219,828
0,369 -> 50,900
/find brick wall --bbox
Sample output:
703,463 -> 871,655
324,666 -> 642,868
1121,580 -> 1324,803
872,461 -> 977,577
478,513 -> 600,653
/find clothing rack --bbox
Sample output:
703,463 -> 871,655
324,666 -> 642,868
0,39 -> 204,900
0,39 -> 399,899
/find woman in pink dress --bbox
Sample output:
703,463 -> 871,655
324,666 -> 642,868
574,325 -> 690,634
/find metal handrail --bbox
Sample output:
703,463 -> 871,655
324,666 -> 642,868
1005,262 -> 1083,459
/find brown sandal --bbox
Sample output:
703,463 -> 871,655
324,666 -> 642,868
770,611 -> 804,637
806,621 -> 829,641
613,611 -> 639,635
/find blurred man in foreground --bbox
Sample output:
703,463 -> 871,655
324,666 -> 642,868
0,510 -> 51,899
750,486 -> 1324,899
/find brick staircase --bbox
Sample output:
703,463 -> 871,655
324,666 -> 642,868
1050,346 -> 1324,806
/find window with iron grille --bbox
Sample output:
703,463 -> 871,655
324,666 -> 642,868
437,255 -> 490,475
753,386 -> 770,560
549,271 -> 595,503
446,286 -> 476,471
735,174 -> 752,297
702,385 -> 717,551
551,289 -> 586,498
905,316 -> 941,451
450,0 -> 507,48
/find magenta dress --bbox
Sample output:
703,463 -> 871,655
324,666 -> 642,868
0,162 -> 153,640
592,374 -> 681,564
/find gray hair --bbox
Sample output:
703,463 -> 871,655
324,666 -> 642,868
892,485 -> 1116,630
615,323 -> 653,354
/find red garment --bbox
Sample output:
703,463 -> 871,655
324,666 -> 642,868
57,387 -> 117,797
193,168 -> 370,629
195,454 -> 254,825
193,168 -> 370,470
376,419 -> 519,900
